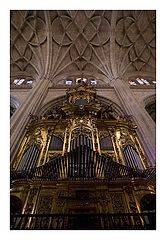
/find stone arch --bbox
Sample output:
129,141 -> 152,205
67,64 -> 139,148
97,95 -> 125,117
143,94 -> 156,107
143,94 -> 156,123
10,96 -> 20,117
38,95 -> 66,116
38,94 -> 125,118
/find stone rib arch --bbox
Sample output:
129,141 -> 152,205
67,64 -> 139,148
10,96 -> 21,117
10,95 -> 21,108
143,94 -> 156,108
38,95 -> 66,117
38,94 -> 125,119
11,10 -> 156,83
143,94 -> 156,123
97,95 -> 125,117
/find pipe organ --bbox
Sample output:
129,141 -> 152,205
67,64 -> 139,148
70,134 -> 93,151
17,145 -> 40,172
123,145 -> 144,170
12,81 -> 149,173
10,79 -> 155,230
70,128 -> 93,151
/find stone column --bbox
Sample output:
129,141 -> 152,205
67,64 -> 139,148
10,79 -> 51,164
112,78 -> 156,166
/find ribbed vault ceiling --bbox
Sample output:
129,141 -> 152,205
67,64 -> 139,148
10,10 -> 156,83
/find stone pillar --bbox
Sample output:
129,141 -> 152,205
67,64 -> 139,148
112,78 -> 156,166
10,79 -> 51,164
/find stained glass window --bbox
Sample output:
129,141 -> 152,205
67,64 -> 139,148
129,78 -> 156,87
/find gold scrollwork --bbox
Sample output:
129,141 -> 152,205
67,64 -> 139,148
71,127 -> 92,141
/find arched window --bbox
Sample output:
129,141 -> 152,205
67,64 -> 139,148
17,144 -> 40,171
49,135 -> 63,151
123,145 -> 144,170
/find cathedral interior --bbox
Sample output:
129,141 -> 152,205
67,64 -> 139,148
10,10 -> 156,230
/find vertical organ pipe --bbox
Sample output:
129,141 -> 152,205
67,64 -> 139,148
74,137 -> 76,150
88,146 -> 91,177
68,151 -> 70,178
28,146 -> 36,170
18,146 -> 31,171
124,146 -> 132,168
17,145 -> 40,172
30,147 -> 37,170
22,146 -> 32,170
131,147 -> 138,169
123,145 -> 143,170
87,146 -> 90,177
28,145 -> 36,170
31,146 -> 39,170
127,146 -> 133,168
130,146 -> 138,169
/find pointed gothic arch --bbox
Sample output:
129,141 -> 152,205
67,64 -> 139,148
10,96 -> 20,117
38,94 -> 125,119
144,94 -> 156,123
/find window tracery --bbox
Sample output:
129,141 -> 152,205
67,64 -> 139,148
129,77 -> 156,87
64,77 -> 97,87
11,78 -> 33,88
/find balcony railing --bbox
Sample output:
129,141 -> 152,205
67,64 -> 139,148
10,212 -> 156,230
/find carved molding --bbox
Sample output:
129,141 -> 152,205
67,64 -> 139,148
110,193 -> 125,213
37,196 -> 53,213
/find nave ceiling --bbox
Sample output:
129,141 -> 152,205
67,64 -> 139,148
10,10 -> 156,85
